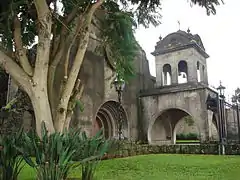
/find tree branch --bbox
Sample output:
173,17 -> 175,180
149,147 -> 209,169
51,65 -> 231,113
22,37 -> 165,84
34,0 -> 50,18
13,16 -> 33,76
51,7 -> 79,60
0,49 -> 31,94
64,79 -> 84,129
61,0 -> 104,102
33,0 -> 52,85
48,8 -> 81,108
48,16 -> 80,118
55,0 -> 104,132
67,79 -> 84,112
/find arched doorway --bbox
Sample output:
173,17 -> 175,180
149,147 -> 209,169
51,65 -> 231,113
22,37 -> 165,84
150,111 -> 172,145
92,101 -> 128,139
149,108 -> 200,145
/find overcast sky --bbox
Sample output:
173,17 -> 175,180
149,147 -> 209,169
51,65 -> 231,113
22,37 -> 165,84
134,0 -> 239,100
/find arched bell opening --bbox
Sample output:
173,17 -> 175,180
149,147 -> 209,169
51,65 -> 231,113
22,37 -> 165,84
162,64 -> 172,86
197,61 -> 201,82
178,60 -> 188,84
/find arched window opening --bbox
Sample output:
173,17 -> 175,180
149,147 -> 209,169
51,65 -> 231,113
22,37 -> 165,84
202,65 -> 205,82
178,60 -> 188,84
197,61 -> 201,82
162,64 -> 172,86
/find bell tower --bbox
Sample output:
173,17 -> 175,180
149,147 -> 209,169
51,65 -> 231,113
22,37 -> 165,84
139,29 -> 219,145
151,29 -> 209,87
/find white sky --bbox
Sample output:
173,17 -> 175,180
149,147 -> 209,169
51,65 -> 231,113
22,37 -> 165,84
134,0 -> 240,100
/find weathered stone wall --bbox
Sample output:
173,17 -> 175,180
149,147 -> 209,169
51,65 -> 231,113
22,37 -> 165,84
175,118 -> 199,134
226,108 -> 238,140
139,83 -> 215,144
103,141 -> 240,159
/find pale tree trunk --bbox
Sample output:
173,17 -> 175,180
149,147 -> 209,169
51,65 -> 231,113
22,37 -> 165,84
31,0 -> 54,134
30,87 -> 55,135
0,0 -> 104,135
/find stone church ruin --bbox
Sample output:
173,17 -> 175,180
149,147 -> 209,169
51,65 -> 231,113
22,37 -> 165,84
1,29 -> 239,144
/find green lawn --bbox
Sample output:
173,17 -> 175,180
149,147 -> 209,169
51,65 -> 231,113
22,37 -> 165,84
19,154 -> 240,180
176,140 -> 200,143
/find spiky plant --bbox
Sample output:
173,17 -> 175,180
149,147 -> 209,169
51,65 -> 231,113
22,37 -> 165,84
0,129 -> 25,180
79,130 -> 110,180
21,122 -> 81,180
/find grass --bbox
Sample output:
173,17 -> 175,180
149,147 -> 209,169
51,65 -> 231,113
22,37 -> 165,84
19,154 -> 240,180
176,140 -> 200,144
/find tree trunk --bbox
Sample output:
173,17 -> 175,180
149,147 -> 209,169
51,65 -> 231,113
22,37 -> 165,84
63,111 -> 73,130
31,87 -> 55,135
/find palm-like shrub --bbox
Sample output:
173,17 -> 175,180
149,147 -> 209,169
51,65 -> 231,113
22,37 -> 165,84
21,122 -> 81,180
21,122 -> 110,180
78,130 -> 110,180
0,129 -> 25,180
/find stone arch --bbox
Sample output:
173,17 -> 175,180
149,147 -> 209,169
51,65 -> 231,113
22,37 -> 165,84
93,100 -> 128,139
149,112 -> 172,145
148,108 -> 200,145
162,64 -> 172,86
178,60 -> 188,83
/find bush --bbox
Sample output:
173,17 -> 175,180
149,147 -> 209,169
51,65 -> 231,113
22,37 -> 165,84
0,128 -> 25,180
176,133 -> 199,140
79,130 -> 110,180
19,123 -> 80,180
19,122 -> 110,180
187,133 -> 199,140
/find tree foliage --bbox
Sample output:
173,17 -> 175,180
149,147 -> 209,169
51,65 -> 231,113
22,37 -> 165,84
232,88 -> 240,104
0,0 -> 223,133
0,0 -> 223,79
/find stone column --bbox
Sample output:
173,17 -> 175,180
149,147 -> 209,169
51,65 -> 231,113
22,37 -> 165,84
155,64 -> 163,87
171,67 -> 178,84
188,62 -> 198,83
207,110 -> 213,140
200,64 -> 205,83
203,65 -> 209,85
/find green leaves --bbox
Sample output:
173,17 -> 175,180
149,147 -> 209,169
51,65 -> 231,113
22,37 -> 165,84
0,128 -> 25,180
20,122 -> 78,180
18,122 -> 110,180
75,100 -> 85,112
189,0 -> 224,15
101,6 -> 138,82
79,129 -> 110,180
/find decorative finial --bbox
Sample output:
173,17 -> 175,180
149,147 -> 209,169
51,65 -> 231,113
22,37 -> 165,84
187,27 -> 190,33
159,35 -> 162,41
177,21 -> 180,30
